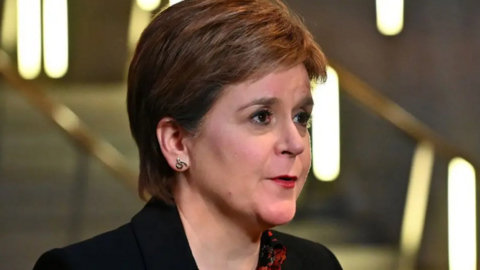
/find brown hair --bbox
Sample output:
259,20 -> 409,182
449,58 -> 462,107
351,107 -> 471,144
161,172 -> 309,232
127,0 -> 327,203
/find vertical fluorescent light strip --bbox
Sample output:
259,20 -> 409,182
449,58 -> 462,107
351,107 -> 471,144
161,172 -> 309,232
1,0 -> 17,51
17,0 -> 41,79
128,0 -> 152,54
398,142 -> 434,270
43,0 -> 69,78
312,66 -> 340,181
376,0 -> 404,36
449,158 -> 476,270
136,0 -> 161,11
169,0 -> 183,6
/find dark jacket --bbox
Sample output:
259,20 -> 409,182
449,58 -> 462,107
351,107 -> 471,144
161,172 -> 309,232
33,199 -> 342,270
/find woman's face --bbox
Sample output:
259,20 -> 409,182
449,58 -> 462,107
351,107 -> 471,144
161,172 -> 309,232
186,64 -> 313,227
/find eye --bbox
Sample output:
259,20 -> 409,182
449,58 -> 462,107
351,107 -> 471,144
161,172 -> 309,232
293,111 -> 312,128
251,109 -> 273,125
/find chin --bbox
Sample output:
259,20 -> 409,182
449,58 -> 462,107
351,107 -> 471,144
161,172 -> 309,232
258,200 -> 297,227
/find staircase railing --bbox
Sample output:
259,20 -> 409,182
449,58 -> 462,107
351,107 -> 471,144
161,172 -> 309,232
0,49 -> 138,192
1,48 -> 477,270
330,60 -> 478,270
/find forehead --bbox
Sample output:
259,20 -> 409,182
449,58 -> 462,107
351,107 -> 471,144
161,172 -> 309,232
225,65 -> 311,104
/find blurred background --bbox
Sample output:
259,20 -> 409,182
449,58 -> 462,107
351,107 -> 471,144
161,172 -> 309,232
0,0 -> 479,269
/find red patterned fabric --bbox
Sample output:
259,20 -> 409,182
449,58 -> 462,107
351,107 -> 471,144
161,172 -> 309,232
257,230 -> 287,270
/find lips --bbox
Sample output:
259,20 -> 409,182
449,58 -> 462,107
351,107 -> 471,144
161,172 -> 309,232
269,175 -> 298,189
270,175 -> 298,181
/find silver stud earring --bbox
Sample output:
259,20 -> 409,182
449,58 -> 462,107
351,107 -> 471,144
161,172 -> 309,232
175,158 -> 188,170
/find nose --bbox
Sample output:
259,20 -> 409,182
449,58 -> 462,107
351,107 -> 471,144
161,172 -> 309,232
276,121 -> 306,157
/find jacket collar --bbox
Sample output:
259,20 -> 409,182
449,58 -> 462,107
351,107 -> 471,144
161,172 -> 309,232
281,245 -> 303,270
131,198 -> 303,270
131,198 -> 198,270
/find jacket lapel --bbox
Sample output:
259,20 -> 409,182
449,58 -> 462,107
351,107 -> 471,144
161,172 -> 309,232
131,199 -> 302,270
281,248 -> 304,270
131,199 -> 198,270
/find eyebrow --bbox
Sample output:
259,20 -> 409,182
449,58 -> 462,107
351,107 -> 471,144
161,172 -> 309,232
299,95 -> 314,107
238,95 -> 314,111
238,97 -> 279,111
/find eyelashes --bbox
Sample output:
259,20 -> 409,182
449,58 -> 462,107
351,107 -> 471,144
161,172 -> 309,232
250,109 -> 312,128
250,108 -> 273,125
293,111 -> 312,128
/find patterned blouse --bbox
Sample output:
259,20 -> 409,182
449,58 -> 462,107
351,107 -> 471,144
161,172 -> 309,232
257,230 -> 287,270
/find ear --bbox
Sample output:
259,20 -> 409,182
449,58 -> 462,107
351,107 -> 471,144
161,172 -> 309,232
156,117 -> 190,171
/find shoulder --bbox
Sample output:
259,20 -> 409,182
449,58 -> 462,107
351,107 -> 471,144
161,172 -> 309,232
33,224 -> 143,270
272,230 -> 343,269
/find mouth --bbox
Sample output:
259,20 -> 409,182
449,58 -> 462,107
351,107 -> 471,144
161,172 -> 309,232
271,175 -> 298,181
269,175 -> 298,188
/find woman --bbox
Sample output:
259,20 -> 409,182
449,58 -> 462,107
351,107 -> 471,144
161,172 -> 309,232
34,0 -> 342,269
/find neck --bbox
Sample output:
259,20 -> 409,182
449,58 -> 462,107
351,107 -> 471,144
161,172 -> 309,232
173,181 -> 264,270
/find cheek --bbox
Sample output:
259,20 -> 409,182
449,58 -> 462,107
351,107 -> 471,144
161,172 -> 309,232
202,131 -> 275,186
202,124 -> 259,164
304,138 -> 312,163
300,137 -> 312,174
296,140 -> 311,196
214,133 -> 271,169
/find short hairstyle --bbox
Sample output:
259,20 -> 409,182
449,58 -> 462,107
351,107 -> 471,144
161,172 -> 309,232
127,0 -> 327,203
